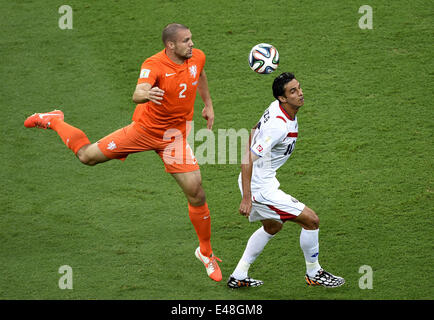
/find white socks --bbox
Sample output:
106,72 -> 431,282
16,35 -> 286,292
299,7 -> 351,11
232,226 -> 322,280
300,228 -> 321,277
232,226 -> 274,280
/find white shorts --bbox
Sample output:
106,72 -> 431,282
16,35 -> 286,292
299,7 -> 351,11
249,190 -> 306,223
238,175 -> 305,223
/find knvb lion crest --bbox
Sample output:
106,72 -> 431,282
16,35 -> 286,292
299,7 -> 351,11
189,65 -> 197,78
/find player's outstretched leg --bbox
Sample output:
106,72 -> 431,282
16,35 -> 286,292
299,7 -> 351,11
24,110 -> 110,166
24,109 -> 91,155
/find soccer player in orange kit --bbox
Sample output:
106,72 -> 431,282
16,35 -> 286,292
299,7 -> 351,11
24,23 -> 222,282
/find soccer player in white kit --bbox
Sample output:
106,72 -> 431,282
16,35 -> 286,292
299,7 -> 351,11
227,72 -> 345,288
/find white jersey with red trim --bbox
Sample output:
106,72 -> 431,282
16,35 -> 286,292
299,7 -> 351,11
247,100 -> 299,194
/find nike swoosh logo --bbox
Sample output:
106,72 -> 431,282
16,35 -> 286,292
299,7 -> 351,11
39,113 -> 59,119
165,73 -> 176,77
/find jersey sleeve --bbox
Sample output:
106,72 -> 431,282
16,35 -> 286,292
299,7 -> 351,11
251,120 -> 287,157
137,59 -> 159,86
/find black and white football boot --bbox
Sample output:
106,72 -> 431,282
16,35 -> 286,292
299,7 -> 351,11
227,276 -> 264,289
305,269 -> 345,288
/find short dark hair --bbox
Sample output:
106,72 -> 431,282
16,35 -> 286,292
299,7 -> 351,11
162,23 -> 189,45
272,72 -> 296,100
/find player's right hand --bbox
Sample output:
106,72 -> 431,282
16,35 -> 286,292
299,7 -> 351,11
148,86 -> 165,105
239,197 -> 252,217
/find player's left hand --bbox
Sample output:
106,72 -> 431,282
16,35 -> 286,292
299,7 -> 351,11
202,106 -> 214,130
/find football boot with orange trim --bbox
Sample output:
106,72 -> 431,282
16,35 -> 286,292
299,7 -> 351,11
227,276 -> 264,289
305,269 -> 345,288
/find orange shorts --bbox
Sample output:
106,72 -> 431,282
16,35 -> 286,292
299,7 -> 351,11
97,122 -> 199,173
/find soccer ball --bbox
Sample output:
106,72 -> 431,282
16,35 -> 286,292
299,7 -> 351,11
248,43 -> 279,74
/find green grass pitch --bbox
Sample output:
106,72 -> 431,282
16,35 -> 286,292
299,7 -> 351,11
1,0 -> 433,300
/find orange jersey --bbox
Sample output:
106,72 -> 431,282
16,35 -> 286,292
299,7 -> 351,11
132,48 -> 206,137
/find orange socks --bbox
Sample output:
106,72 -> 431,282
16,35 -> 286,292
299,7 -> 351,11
50,118 -> 90,154
188,202 -> 212,257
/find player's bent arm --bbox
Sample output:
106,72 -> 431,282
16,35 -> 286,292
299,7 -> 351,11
239,129 -> 259,216
239,150 -> 259,216
132,83 -> 164,105
132,83 -> 151,103
240,150 -> 259,199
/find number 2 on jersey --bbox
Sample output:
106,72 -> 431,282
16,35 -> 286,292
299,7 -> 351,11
179,83 -> 187,98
